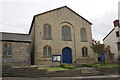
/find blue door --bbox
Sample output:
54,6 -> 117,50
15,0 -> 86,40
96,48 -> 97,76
62,47 -> 72,64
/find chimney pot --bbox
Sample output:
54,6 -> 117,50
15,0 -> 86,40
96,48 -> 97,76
113,20 -> 119,27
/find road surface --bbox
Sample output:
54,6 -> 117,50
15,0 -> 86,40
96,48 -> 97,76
1,75 -> 120,80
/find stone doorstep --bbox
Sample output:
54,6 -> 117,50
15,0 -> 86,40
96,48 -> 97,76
30,65 -> 52,68
12,64 -> 50,68
12,65 -> 33,68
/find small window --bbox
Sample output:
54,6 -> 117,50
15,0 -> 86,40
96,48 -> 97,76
3,43 -> 12,56
8,44 -> 12,55
3,44 -> 7,56
43,46 -> 52,58
43,47 -> 47,57
116,31 -> 119,37
117,42 -> 120,51
82,47 -> 88,57
48,47 -> 51,57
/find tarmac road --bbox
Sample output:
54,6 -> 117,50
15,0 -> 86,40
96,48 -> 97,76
1,75 -> 120,80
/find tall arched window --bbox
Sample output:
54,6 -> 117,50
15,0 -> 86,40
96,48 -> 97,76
62,25 -> 71,41
81,28 -> 87,41
82,47 -> 88,57
43,46 -> 52,58
43,24 -> 51,40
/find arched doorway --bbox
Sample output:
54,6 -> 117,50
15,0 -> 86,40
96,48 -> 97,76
62,47 -> 72,64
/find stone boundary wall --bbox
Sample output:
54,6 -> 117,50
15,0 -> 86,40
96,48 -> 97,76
96,67 -> 120,75
2,66 -> 119,77
2,67 -> 82,77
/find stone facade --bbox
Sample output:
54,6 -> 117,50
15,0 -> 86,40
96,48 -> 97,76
30,6 -> 97,65
0,32 -> 31,67
1,41 -> 31,66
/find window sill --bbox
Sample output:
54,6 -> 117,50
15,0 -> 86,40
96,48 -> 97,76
62,40 -> 72,41
42,57 -> 52,58
2,56 -> 12,58
82,56 -> 89,57
43,39 -> 52,40
81,41 -> 88,42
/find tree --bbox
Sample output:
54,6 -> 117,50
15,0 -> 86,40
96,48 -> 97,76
91,40 -> 114,62
91,40 -> 107,55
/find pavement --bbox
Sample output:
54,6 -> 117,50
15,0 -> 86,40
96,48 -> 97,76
1,75 -> 120,80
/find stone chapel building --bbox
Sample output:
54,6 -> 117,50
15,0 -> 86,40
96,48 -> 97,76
1,6 -> 97,66
29,6 -> 96,65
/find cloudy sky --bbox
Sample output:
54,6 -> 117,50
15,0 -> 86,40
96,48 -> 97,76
0,0 -> 119,42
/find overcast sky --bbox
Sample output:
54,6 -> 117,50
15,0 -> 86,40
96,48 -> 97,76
0,0 -> 119,42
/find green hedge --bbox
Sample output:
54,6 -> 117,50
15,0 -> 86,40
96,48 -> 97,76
60,64 -> 68,67
63,66 -> 76,69
60,64 -> 76,69
80,64 -> 93,67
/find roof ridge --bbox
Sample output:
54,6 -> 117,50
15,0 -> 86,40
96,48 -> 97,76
35,5 -> 67,17
0,32 -> 29,35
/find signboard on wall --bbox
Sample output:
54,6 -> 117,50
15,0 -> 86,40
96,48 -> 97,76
52,55 -> 61,62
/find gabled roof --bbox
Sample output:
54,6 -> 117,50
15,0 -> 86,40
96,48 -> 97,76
103,28 -> 115,41
29,6 -> 92,34
0,32 -> 31,43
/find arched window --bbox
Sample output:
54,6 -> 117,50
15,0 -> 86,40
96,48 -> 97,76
62,25 -> 71,41
8,44 -> 12,55
81,28 -> 87,41
43,46 -> 52,58
3,43 -> 12,56
48,47 -> 51,57
43,47 -> 47,57
4,44 -> 7,56
43,24 -> 51,40
82,47 -> 88,57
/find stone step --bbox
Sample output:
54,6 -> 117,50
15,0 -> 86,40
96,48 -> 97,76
80,68 -> 104,76
3,71 -> 47,77
2,67 -> 105,77
2,67 -> 48,77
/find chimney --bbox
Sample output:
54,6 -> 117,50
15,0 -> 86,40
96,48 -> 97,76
113,20 -> 119,27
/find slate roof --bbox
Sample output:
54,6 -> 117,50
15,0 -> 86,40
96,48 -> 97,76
0,32 -> 31,43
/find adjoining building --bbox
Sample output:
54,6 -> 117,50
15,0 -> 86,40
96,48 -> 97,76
1,6 -> 97,67
29,6 -> 96,65
0,32 -> 31,66
103,20 -> 120,61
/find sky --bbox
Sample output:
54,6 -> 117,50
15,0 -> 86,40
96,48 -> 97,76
0,0 -> 119,42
